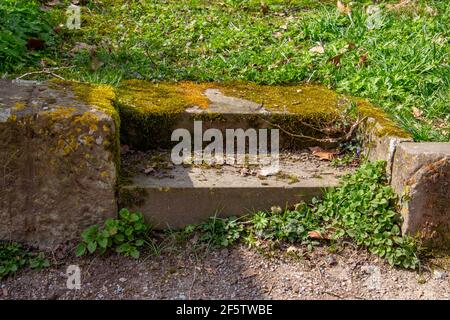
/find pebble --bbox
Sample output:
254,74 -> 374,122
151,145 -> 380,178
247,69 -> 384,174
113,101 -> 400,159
433,270 -> 447,280
326,255 -> 337,266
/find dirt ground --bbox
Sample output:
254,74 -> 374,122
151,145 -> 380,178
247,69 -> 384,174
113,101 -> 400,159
1,242 -> 448,300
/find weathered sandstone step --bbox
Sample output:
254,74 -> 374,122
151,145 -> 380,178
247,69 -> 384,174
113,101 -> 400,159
0,80 -> 119,246
119,150 -> 352,229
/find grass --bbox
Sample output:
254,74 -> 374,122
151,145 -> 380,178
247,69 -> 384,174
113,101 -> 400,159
2,0 -> 449,141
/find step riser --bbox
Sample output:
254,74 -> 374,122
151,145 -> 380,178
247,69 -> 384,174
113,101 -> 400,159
119,186 -> 332,229
119,111 -> 339,151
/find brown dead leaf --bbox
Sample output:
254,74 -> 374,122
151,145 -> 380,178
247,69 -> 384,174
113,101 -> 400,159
313,151 -> 337,161
260,2 -> 269,15
26,38 -> 45,51
308,230 -> 324,240
329,53 -> 343,66
358,52 -> 368,66
337,1 -> 352,14
310,147 -> 338,161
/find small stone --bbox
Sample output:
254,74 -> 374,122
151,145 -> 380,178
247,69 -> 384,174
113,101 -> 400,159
326,255 -> 337,266
144,167 -> 155,174
119,277 -> 127,282
433,270 -> 447,280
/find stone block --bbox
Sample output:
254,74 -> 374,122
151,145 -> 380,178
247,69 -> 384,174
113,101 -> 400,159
0,80 -> 119,247
391,142 -> 450,246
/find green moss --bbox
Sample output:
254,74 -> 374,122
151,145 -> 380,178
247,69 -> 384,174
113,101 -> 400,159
116,79 -> 409,150
354,99 -> 411,138
118,80 -> 341,118
217,81 -> 341,119
116,80 -> 345,149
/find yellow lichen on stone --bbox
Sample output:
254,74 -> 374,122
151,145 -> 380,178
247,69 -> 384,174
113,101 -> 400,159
57,135 -> 78,156
49,80 -> 121,171
43,106 -> 76,120
13,102 -> 26,111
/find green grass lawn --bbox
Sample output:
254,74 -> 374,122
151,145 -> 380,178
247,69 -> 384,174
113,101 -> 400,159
1,0 -> 449,141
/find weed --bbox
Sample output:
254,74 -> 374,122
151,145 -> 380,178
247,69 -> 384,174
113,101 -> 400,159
315,161 -> 419,268
0,242 -> 50,279
168,161 -> 420,269
76,208 -> 151,259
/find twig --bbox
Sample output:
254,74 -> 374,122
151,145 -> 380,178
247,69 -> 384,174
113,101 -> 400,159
188,268 -> 197,300
257,115 -> 366,144
15,70 -> 65,81
14,67 -> 74,81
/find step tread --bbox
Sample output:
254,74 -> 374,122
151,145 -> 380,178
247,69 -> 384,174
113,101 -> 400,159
122,150 -> 353,189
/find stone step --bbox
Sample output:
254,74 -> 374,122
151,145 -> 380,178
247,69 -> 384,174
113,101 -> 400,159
116,80 -> 353,150
119,149 -> 353,229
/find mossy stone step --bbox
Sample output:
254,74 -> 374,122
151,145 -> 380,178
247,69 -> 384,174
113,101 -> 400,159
117,80 -> 356,150
119,150 -> 352,229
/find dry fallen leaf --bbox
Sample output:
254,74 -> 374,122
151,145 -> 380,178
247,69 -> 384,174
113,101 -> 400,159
260,2 -> 269,15
329,53 -> 343,66
309,146 -> 338,161
313,151 -> 337,161
358,52 -> 368,66
337,0 -> 352,14
308,230 -> 324,239
412,107 -> 423,119
309,43 -> 325,54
